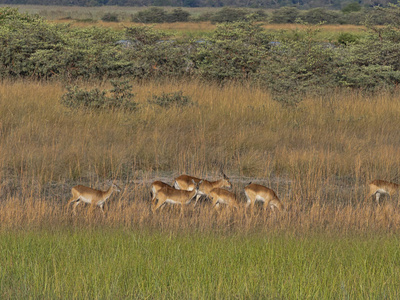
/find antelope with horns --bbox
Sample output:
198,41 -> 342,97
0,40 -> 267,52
173,171 -> 232,206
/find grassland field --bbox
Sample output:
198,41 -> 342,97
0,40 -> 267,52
1,4 -> 368,41
0,11 -> 400,297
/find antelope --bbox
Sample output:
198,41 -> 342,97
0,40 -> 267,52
244,183 -> 284,212
152,180 -> 201,214
150,181 -> 171,202
209,188 -> 239,211
173,172 -> 232,206
173,175 -> 202,191
367,179 -> 399,205
67,183 -> 121,215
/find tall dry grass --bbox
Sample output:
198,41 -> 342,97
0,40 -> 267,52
0,79 -> 400,233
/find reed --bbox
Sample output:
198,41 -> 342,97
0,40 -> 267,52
1,79 -> 400,233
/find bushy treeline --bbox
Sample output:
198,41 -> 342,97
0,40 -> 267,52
0,0 -> 395,9
129,5 -> 393,25
2,7 -> 400,104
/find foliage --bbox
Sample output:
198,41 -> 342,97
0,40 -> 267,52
3,7 -> 400,104
61,80 -> 137,111
168,8 -> 191,22
131,7 -> 167,23
337,32 -> 358,45
101,12 -> 119,22
271,7 -> 299,24
341,2 -> 362,14
124,25 -> 169,44
148,91 -> 193,108
131,7 -> 190,23
260,26 -> 340,105
0,0 -> 398,9
210,7 -> 248,23
193,21 -> 271,81
301,8 -> 340,24
2,230 -> 400,298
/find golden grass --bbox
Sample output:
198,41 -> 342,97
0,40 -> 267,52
51,19 -> 366,37
0,79 -> 400,233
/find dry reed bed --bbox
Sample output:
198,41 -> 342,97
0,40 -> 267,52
1,190 -> 399,233
0,80 -> 400,232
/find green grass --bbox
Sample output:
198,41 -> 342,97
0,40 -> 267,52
1,229 -> 399,299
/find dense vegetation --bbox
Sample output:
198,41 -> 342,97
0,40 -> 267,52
127,5 -> 392,24
0,0 -> 396,9
2,6 -> 400,297
2,230 -> 400,298
1,7 -> 400,105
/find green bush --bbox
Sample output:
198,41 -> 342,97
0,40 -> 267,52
132,7 -> 167,23
194,21 -> 270,81
342,2 -> 362,14
271,7 -> 299,24
210,7 -> 248,23
167,8 -> 190,22
61,80 -> 137,111
301,8 -> 340,24
3,7 -> 400,105
132,8 -> 191,23
148,91 -> 193,108
101,13 -> 119,22
338,32 -> 358,45
124,26 -> 169,45
259,33 -> 339,105
191,11 -> 214,22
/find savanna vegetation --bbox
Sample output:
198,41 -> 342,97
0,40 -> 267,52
0,0 -> 395,10
3,3 -> 397,25
1,6 -> 400,298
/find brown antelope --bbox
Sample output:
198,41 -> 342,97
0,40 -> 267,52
209,188 -> 239,211
367,179 -> 399,205
150,181 -> 171,202
173,172 -> 232,205
244,183 -> 284,212
67,183 -> 121,215
152,180 -> 201,214
173,175 -> 202,191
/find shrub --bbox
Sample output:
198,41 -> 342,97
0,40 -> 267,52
342,2 -> 362,14
61,80 -> 137,111
101,13 -> 119,22
193,21 -> 271,81
301,8 -> 340,24
191,12 -> 214,22
132,7 -> 167,23
338,32 -> 358,45
124,26 -> 170,45
166,8 -> 190,22
210,7 -> 248,23
251,9 -> 269,21
271,7 -> 299,24
148,91 -> 193,108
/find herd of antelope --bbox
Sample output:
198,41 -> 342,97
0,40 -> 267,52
66,173 -> 400,215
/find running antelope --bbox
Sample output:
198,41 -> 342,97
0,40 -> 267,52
173,172 -> 232,205
150,181 -> 171,202
367,179 -> 399,205
209,188 -> 239,211
152,180 -> 201,214
67,183 -> 121,215
244,183 -> 284,212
